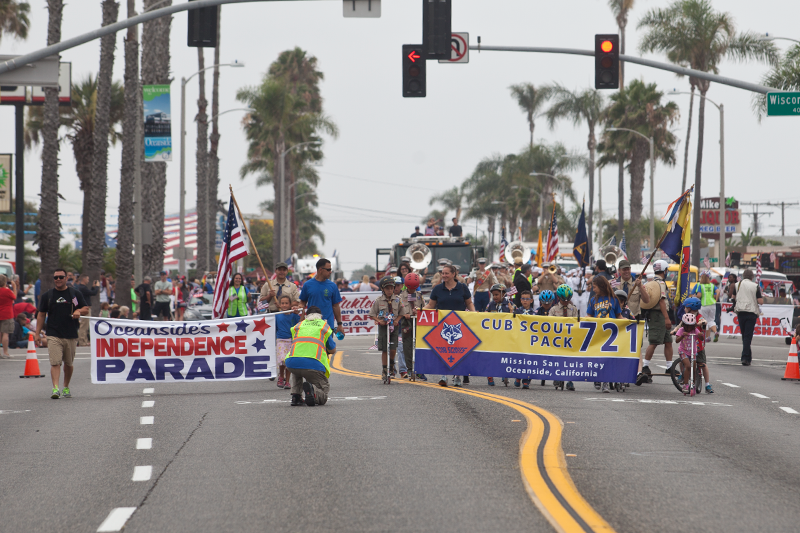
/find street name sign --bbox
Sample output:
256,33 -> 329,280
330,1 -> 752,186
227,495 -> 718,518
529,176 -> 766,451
767,92 -> 800,116
439,33 -> 469,63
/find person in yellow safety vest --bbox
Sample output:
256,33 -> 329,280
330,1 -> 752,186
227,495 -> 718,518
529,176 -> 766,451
285,306 -> 337,406
691,271 -> 719,336
227,273 -> 250,318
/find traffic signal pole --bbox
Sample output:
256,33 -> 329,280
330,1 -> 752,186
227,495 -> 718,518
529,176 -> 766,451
468,44 -> 776,95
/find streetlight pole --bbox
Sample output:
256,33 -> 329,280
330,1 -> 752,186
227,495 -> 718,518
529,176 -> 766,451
669,90 -> 725,266
530,172 -> 558,231
606,127 -> 655,252
179,61 -> 244,276
279,140 -> 321,260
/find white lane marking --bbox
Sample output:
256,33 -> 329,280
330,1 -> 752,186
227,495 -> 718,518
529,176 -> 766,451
235,396 -> 387,405
143,388 -> 154,394
131,465 -> 152,482
142,400 -> 154,408
0,409 -> 31,414
585,398 -> 731,406
750,393 -> 770,399
136,438 -> 152,450
721,383 -> 740,388
140,416 -> 154,425
780,407 -> 799,414
97,507 -> 136,532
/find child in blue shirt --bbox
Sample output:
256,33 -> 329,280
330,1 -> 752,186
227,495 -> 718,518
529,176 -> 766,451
275,295 -> 303,389
587,276 -> 623,318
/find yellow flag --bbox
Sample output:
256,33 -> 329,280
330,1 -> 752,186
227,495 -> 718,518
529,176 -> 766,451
537,230 -> 543,267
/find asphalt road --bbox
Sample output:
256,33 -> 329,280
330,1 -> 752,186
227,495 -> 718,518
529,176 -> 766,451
1,333 -> 799,532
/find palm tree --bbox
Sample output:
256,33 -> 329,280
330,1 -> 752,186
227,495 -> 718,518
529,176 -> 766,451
85,0 -> 120,311
638,0 -> 778,265
141,0 -> 171,277
509,83 -> 552,147
194,47 -> 210,274
25,77 -> 124,269
753,44 -> 800,120
207,5 -> 222,272
429,185 -> 466,224
116,0 -> 140,309
0,1 -> 30,44
545,85 -> 604,246
607,0 -> 636,89
601,80 -> 679,259
37,0 -> 64,294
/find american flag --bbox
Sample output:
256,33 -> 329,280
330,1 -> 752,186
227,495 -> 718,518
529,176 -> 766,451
725,252 -> 731,267
770,252 -> 777,267
546,201 -> 559,263
498,227 -> 508,263
212,198 -> 249,319
620,232 -> 627,255
756,253 -> 762,285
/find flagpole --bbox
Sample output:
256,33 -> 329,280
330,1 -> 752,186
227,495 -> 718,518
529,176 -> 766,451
545,193 -> 556,262
228,185 -> 274,293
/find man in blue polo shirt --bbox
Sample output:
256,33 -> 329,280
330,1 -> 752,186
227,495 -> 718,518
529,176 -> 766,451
299,258 -> 344,335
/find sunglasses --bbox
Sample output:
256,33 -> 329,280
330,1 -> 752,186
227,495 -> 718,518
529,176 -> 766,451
322,268 -> 332,271
53,275 -> 65,280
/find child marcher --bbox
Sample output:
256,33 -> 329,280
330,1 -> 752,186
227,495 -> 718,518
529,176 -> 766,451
514,290 -> 536,315
678,297 -> 714,393
674,313 -> 704,394
369,277 -> 403,382
275,295 -> 303,390
615,290 -> 636,320
535,290 -> 557,387
549,284 -> 579,391
485,284 -> 512,386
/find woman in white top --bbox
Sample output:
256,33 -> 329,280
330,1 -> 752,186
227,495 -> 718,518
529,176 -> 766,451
357,275 -> 379,292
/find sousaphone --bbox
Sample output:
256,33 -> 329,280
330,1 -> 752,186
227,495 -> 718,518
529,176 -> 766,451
408,243 -> 432,271
506,241 -> 526,264
601,245 -> 625,269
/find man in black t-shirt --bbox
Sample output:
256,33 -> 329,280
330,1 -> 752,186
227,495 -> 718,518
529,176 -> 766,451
36,268 -> 89,399
136,277 -> 154,320
448,218 -> 463,237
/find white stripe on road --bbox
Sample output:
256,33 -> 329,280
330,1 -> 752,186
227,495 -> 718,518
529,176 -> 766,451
721,383 -> 740,388
750,393 -> 770,399
97,507 -> 136,532
131,465 -> 152,482
140,416 -> 154,425
136,438 -> 152,450
142,400 -> 154,408
143,388 -> 154,394
780,407 -> 799,414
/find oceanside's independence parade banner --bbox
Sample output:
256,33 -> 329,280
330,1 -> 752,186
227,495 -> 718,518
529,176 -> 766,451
719,303 -> 794,338
415,310 -> 642,383
340,291 -> 381,336
90,316 -> 275,384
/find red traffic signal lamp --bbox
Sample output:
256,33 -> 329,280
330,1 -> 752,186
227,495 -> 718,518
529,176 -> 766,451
595,34 -> 619,89
403,44 -> 426,98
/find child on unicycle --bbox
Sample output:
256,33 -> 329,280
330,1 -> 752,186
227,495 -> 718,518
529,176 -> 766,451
674,313 -> 702,395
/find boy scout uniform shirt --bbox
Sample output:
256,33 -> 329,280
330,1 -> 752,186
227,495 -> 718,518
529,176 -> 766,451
261,279 -> 300,312
537,272 -> 564,292
369,294 -> 403,322
471,269 -> 497,292
549,302 -> 579,318
619,278 -> 642,315
400,290 -> 423,316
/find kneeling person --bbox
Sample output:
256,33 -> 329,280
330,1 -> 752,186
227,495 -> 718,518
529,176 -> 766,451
286,306 -> 336,406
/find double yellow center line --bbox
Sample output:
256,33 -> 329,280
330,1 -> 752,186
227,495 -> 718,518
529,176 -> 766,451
331,352 -> 615,533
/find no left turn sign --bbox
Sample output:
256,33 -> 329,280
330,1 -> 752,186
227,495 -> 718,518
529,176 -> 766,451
439,32 -> 469,64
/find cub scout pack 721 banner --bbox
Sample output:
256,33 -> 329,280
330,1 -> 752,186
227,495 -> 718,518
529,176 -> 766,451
719,303 -> 794,338
90,316 -> 276,384
414,310 -> 642,383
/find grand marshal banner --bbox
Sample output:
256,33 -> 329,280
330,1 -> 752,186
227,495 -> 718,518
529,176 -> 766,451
414,310 -> 642,383
719,303 -> 794,338
90,316 -> 275,384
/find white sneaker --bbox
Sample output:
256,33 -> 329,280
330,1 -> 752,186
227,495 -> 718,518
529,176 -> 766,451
453,376 -> 463,387
601,382 -> 610,393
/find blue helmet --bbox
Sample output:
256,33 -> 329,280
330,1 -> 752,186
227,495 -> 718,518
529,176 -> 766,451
683,296 -> 702,311
539,290 -> 555,305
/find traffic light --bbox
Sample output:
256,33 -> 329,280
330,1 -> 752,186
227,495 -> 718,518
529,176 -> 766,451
595,34 -> 619,89
422,0 -> 451,60
403,45 -> 426,98
187,0 -> 218,48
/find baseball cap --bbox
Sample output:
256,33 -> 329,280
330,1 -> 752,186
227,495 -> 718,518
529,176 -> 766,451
653,259 -> 668,272
415,226 -> 419,229
160,270 -> 167,275
275,262 -> 288,269
619,260 -> 631,269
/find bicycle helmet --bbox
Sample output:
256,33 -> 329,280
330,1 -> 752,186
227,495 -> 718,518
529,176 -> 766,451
379,277 -> 396,289
682,313 -> 697,326
614,289 -> 628,301
683,296 -> 702,311
556,284 -> 573,301
539,290 -> 555,305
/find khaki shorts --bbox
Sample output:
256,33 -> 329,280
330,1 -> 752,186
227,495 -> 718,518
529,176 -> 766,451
0,319 -> 14,334
48,337 -> 78,366
646,310 -> 673,346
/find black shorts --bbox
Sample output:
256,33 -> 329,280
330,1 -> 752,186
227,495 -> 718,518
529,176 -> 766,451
153,301 -> 171,318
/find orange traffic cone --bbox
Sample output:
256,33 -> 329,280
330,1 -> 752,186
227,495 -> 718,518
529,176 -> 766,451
20,332 -> 45,378
781,336 -> 800,381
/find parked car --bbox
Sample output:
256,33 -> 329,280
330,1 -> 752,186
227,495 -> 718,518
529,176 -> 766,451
183,295 -> 213,321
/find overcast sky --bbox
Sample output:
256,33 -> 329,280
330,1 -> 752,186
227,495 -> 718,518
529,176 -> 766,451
2,0 -> 800,276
